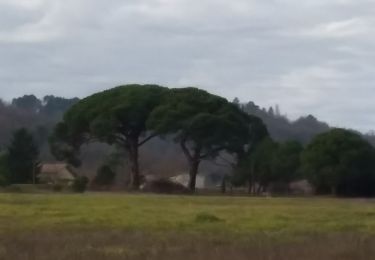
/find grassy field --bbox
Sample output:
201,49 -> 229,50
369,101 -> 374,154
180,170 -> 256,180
1,193 -> 375,259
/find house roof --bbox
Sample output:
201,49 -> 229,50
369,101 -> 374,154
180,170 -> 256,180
39,163 -> 76,181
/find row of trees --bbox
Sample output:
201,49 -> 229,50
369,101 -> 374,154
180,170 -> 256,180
0,95 -> 80,168
238,100 -> 330,144
238,99 -> 375,147
233,128 -> 375,197
233,139 -> 303,194
49,84 -> 375,196
50,85 -> 268,191
302,129 -> 375,197
11,95 -> 79,117
1,85 -> 375,197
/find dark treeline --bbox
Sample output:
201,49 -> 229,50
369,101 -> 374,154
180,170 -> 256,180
236,99 -> 375,146
1,87 -> 375,197
0,93 -> 372,158
0,95 -> 79,147
0,93 -> 328,177
0,95 -> 375,148
0,94 -> 341,153
237,99 -> 330,144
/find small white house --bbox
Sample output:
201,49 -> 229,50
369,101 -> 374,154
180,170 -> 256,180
289,179 -> 314,195
170,173 -> 222,189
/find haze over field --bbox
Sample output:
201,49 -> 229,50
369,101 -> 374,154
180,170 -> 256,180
0,0 -> 374,131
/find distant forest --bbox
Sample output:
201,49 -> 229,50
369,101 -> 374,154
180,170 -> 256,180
1,94 -> 374,178
233,98 -> 375,146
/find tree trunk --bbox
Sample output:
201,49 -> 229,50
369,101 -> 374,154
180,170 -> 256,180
249,162 -> 255,195
180,140 -> 202,192
331,186 -> 336,196
188,160 -> 200,192
128,138 -> 140,190
247,179 -> 252,194
221,177 -> 226,194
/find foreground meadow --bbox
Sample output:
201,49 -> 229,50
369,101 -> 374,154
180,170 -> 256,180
1,193 -> 375,259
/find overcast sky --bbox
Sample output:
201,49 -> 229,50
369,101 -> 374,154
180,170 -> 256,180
0,0 -> 374,132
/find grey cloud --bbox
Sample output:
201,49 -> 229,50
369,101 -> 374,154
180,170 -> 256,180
0,0 -> 374,131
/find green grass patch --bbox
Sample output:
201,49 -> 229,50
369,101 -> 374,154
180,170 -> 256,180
0,193 -> 375,237
1,193 -> 375,259
195,212 -> 223,223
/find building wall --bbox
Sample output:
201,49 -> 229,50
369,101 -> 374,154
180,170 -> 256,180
170,174 -> 206,189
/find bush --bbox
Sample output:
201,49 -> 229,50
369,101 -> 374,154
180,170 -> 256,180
72,176 -> 89,193
195,213 -> 223,223
52,184 -> 64,192
93,165 -> 116,186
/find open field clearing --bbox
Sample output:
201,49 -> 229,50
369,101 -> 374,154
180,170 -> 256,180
1,193 -> 375,259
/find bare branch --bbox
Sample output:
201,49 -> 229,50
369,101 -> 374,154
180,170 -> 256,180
199,146 -> 226,159
138,133 -> 158,147
217,154 -> 236,167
